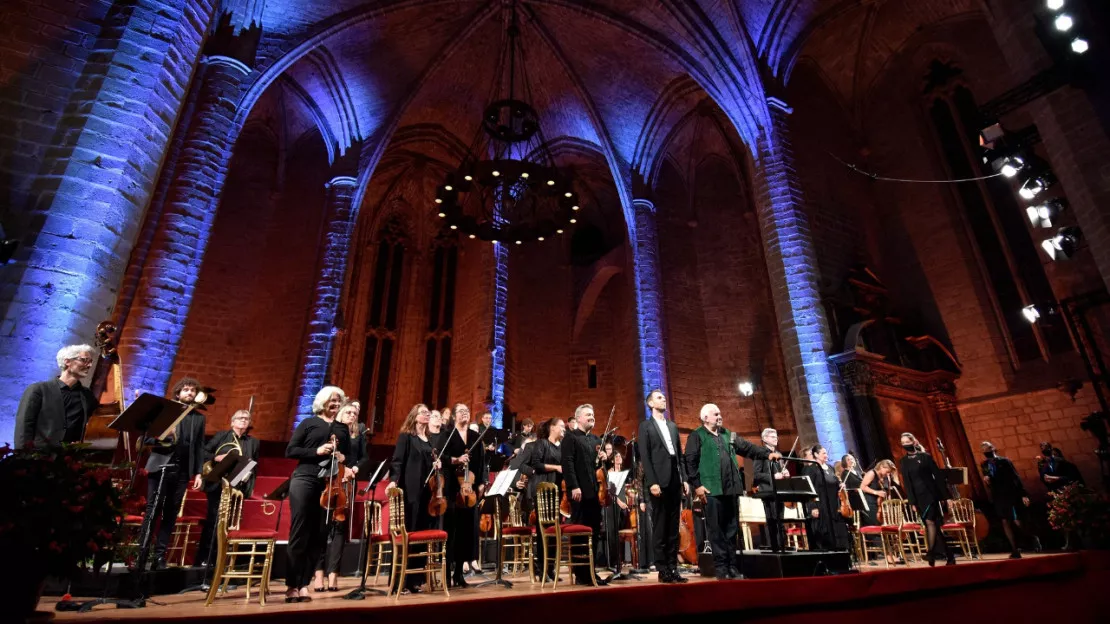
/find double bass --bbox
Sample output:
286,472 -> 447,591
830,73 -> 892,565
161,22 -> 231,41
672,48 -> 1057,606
678,491 -> 698,565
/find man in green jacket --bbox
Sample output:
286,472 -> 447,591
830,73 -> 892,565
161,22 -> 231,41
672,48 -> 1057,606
684,403 -> 779,580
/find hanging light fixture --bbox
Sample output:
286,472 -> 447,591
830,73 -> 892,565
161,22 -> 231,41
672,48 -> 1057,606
433,1 -> 581,244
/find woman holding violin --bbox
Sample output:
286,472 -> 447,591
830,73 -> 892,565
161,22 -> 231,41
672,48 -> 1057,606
313,400 -> 363,592
386,403 -> 441,593
442,404 -> 485,588
859,459 -> 898,564
283,386 -> 353,603
802,445 -> 851,552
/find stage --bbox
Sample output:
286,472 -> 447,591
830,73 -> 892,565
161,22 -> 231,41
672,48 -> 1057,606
42,552 -> 1108,623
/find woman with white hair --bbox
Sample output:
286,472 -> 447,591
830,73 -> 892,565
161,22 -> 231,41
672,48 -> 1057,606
283,386 -> 353,602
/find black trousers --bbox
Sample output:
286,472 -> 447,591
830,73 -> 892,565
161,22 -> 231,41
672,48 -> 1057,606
761,499 -> 786,552
705,495 -> 739,573
650,480 -> 681,570
316,519 -> 347,575
196,485 -> 222,565
445,504 -> 476,579
144,468 -> 188,559
570,495 -> 602,581
286,474 -> 325,589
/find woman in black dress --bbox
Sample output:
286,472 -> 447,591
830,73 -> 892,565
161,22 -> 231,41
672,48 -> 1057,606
840,454 -> 863,490
386,403 -> 441,593
284,386 -> 353,602
803,445 -> 850,551
859,459 -> 897,563
528,418 -> 566,581
313,400 -> 365,591
899,433 -> 955,566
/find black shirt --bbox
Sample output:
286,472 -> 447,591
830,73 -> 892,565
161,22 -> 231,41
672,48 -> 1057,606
58,380 -> 87,443
286,416 -> 349,478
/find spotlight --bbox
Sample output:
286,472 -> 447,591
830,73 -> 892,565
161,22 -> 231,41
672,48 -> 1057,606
1026,199 -> 1065,228
469,234 -> 476,239
1071,38 -> 1089,54
445,185 -> 453,191
450,225 -> 458,230
1046,0 -> 1064,9
569,218 -> 576,224
556,229 -> 564,234
492,170 -> 501,177
464,174 -> 474,181
546,180 -> 555,186
564,192 -> 572,198
538,236 -> 545,241
515,240 -> 522,245
1054,14 -> 1073,32
738,382 -> 754,397
571,205 -> 579,211
998,155 -> 1025,178
1022,305 -> 1042,323
438,212 -> 446,218
1040,226 -> 1082,261
1019,176 -> 1050,200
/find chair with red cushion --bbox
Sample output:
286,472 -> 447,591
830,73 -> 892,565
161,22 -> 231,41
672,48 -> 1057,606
388,487 -> 449,600
168,491 -> 204,566
942,498 -> 980,559
205,481 -> 275,607
501,493 -> 534,580
361,500 -> 393,587
898,501 -> 925,563
536,482 -> 596,589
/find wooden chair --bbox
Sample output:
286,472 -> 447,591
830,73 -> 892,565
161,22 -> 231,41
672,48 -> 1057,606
501,494 -> 535,580
362,500 -> 392,586
943,498 -> 981,559
168,490 -> 204,566
205,480 -> 277,606
536,482 -> 595,589
387,487 -> 449,600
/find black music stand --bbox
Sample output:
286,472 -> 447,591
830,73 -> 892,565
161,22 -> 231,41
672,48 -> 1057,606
70,395 -> 190,611
344,461 -> 388,600
179,456 -> 256,594
473,470 -> 515,589
753,473 -> 818,553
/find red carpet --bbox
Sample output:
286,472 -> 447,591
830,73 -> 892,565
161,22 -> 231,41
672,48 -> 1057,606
52,552 -> 1109,623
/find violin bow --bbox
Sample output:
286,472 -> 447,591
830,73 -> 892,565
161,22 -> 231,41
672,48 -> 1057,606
424,427 -> 458,485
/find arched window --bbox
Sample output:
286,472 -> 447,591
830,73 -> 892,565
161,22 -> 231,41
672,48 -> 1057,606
359,218 -> 407,432
422,230 -> 457,408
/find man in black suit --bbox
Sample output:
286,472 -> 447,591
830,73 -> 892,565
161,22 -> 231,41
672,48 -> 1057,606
14,344 -> 98,448
142,377 -> 207,570
637,389 -> 689,584
197,409 -> 259,566
751,428 -> 790,552
562,404 -> 609,585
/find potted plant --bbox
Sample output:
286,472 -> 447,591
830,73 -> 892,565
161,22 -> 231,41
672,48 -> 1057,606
1046,482 -> 1110,550
0,444 -> 126,619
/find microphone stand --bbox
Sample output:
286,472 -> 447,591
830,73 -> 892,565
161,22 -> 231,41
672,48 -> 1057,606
344,461 -> 388,600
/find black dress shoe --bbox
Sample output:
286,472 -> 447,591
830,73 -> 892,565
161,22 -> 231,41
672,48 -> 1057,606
150,557 -> 167,571
658,571 -> 675,583
727,567 -> 744,580
715,572 -> 729,581
945,555 -> 957,566
453,575 -> 469,588
1009,551 -> 1022,559
670,568 -> 688,583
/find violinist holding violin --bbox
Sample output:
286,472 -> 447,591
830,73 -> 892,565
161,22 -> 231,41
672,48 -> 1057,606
859,459 -> 898,564
283,386 -> 353,603
562,404 -> 610,586
802,445 -> 851,551
685,404 -> 778,580
387,403 -> 442,594
442,404 -> 485,588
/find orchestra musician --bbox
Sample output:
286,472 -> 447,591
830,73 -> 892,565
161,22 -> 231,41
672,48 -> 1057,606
751,428 -> 789,552
980,441 -> 1040,558
802,445 -> 850,551
841,454 -> 862,489
859,459 -> 898,564
196,409 -> 259,567
899,432 -> 955,566
638,390 -> 689,584
283,386 -> 352,603
528,417 -> 565,582
387,403 -> 441,594
442,404 -> 485,587
14,344 -> 97,449
142,377 -> 207,571
512,418 -> 535,453
562,404 -> 609,585
685,403 -> 778,580
601,443 -> 631,568
314,400 -> 364,591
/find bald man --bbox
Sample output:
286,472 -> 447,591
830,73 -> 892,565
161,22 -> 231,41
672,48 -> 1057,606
684,403 -> 779,579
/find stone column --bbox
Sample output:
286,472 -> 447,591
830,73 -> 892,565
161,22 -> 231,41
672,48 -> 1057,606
0,0 -> 221,444
119,33 -> 257,398
630,198 -> 669,411
753,97 -> 855,460
489,239 -> 509,427
292,174 -> 360,425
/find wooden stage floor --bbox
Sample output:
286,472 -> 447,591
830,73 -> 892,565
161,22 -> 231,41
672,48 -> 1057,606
42,552 -> 1107,623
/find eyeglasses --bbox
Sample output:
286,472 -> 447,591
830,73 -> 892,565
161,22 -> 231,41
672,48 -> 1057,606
72,357 -> 94,364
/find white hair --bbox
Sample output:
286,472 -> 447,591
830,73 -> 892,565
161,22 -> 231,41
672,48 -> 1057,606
312,386 -> 346,414
761,428 -> 778,442
699,403 -> 719,422
56,344 -> 94,369
574,404 -> 594,421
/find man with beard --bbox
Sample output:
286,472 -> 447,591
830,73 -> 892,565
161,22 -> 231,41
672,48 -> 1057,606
15,344 -> 98,448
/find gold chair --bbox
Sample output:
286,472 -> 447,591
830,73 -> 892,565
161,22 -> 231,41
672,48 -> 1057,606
536,482 -> 595,589
899,500 -> 926,562
858,506 -> 890,567
943,499 -> 981,559
501,494 -> 535,580
168,490 -> 204,566
362,500 -> 393,586
205,481 -> 276,606
878,499 -> 910,563
387,487 -> 449,600
784,523 -> 809,550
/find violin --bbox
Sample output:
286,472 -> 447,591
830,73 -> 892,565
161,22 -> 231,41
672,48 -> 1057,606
319,435 -> 349,522
427,449 -> 448,517
456,463 -> 477,508
838,473 -> 853,519
595,445 -> 610,507
559,491 -> 572,518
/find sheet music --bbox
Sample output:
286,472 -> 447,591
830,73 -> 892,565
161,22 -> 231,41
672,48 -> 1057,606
608,469 -> 629,492
488,469 -> 518,497
231,460 -> 256,487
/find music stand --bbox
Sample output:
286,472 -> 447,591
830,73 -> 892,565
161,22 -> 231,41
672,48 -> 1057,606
473,469 -> 516,589
344,461 -> 388,600
73,395 -> 189,611
752,469 -> 818,553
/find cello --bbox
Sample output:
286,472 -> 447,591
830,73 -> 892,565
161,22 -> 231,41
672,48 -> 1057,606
678,490 -> 698,565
